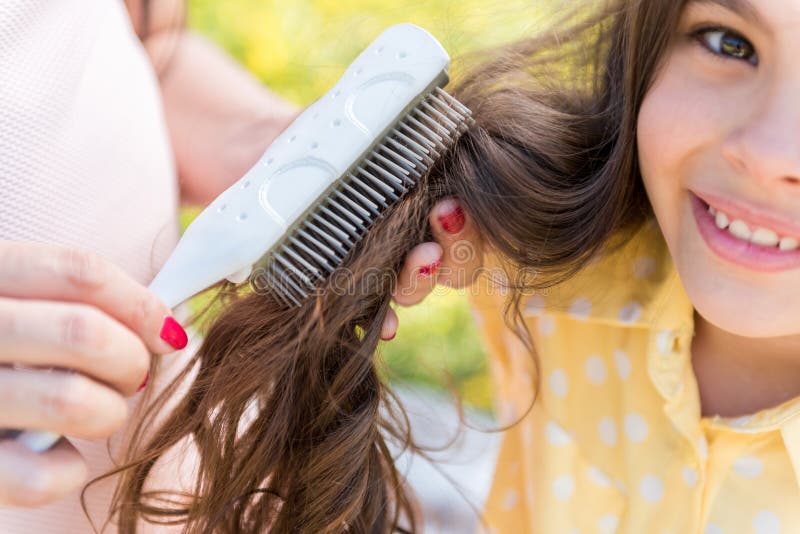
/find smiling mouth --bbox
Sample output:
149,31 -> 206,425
689,190 -> 800,272
692,192 -> 800,251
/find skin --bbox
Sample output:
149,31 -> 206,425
637,0 -> 800,417
0,241 -> 182,506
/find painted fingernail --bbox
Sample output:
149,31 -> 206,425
418,258 -> 442,278
160,316 -> 188,350
438,206 -> 465,234
137,372 -> 149,392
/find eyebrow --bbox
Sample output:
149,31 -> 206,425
688,0 -> 769,30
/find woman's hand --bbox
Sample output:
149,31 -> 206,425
0,240 -> 186,507
381,197 -> 484,340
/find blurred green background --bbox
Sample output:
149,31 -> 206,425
182,0 -> 556,411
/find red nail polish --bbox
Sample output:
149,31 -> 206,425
419,258 -> 442,277
160,316 -> 188,350
137,371 -> 149,392
438,206 -> 465,234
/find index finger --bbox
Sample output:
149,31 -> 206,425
0,240 -> 186,354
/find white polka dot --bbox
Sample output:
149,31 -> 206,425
705,524 -> 725,534
525,294 -> 546,316
552,475 -> 575,501
587,465 -> 612,488
698,435 -> 709,460
613,349 -> 632,379
502,488 -> 518,510
585,355 -> 607,384
656,330 -> 676,355
682,466 -> 699,487
569,297 -> 592,320
538,314 -> 556,336
546,421 -> 573,445
733,456 -> 764,478
618,301 -> 643,323
549,369 -> 568,398
624,413 -> 649,442
729,415 -> 753,428
639,475 -> 664,503
753,510 -> 780,534
633,255 -> 657,279
525,484 -> 534,504
598,514 -> 619,534
522,421 -> 534,446
599,417 -> 618,446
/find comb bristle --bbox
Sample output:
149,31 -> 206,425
260,87 -> 474,306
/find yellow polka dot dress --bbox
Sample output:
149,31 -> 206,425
468,219 -> 800,534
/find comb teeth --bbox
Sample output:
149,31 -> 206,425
260,87 -> 473,307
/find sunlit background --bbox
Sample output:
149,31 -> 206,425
182,0 -> 559,413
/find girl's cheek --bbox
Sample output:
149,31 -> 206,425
637,55 -> 727,188
636,59 -> 711,241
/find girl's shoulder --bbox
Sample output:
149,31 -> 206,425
470,219 -> 689,331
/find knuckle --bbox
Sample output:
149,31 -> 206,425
60,306 -> 108,354
60,247 -> 106,290
0,299 -> 17,338
42,373 -> 91,427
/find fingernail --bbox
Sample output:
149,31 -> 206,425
137,371 -> 149,392
438,206 -> 465,234
418,258 -> 442,278
160,316 -> 188,350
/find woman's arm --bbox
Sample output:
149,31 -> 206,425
125,0 -> 301,206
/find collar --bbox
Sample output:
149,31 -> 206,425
482,216 -> 800,488
550,217 -> 800,489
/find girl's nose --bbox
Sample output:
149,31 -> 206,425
721,79 -> 800,190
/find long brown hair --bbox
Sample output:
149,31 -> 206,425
86,0 -> 690,531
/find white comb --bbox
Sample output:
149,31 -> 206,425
150,23 -> 471,307
5,22 -> 473,452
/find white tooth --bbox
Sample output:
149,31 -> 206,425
728,219 -> 752,240
779,236 -> 800,251
708,205 -> 717,216
715,211 -> 729,229
750,227 -> 780,247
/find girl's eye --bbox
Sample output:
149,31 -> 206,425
688,25 -> 758,66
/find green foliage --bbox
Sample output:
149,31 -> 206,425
182,0 -> 550,411
186,0 -> 557,105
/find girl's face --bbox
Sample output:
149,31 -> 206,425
638,0 -> 800,337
